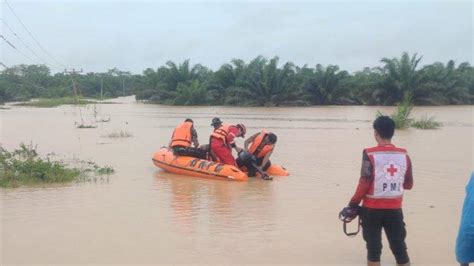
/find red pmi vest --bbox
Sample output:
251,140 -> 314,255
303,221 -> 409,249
363,144 -> 409,209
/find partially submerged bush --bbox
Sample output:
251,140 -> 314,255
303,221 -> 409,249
376,94 -> 413,129
377,94 -> 441,130
0,144 -> 114,188
0,144 -> 80,187
412,116 -> 442,129
391,96 -> 413,129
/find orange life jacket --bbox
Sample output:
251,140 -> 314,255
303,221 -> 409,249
248,130 -> 274,159
210,124 -> 231,144
170,122 -> 193,148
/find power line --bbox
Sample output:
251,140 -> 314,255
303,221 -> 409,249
1,18 -> 49,66
4,0 -> 67,69
0,34 -> 39,64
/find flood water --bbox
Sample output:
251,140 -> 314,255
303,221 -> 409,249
1,97 -> 473,265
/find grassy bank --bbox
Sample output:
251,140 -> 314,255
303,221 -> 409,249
0,144 -> 114,188
14,97 -> 95,108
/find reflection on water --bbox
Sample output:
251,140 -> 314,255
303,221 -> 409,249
1,97 -> 473,264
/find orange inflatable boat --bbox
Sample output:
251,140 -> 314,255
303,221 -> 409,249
152,147 -> 289,181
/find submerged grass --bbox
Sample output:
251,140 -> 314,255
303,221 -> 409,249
412,116 -> 442,129
391,96 -> 413,129
14,97 -> 95,108
77,124 -> 97,129
102,130 -> 133,138
377,95 -> 413,129
377,94 -> 441,130
0,144 -> 114,188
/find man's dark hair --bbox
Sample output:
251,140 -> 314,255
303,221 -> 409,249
267,133 -> 277,144
185,118 -> 193,123
211,117 -> 222,127
373,116 -> 395,139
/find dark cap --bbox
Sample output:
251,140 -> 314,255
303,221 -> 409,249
211,117 -> 222,126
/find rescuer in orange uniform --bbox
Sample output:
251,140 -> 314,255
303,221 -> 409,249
209,123 -> 246,166
241,130 -> 277,176
169,118 -> 206,159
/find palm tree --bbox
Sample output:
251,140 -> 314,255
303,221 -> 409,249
163,60 -> 210,91
173,80 -> 208,105
302,64 -> 350,105
378,52 -> 423,105
418,61 -> 471,104
228,56 -> 302,106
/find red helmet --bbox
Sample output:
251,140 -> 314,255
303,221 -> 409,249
236,123 -> 246,137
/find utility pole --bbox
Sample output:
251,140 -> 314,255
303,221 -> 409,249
122,77 -> 125,96
64,68 -> 83,101
64,68 -> 84,125
100,76 -> 104,100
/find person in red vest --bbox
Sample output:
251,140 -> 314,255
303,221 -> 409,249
209,123 -> 246,166
345,116 -> 413,266
169,118 -> 206,159
241,130 -> 277,176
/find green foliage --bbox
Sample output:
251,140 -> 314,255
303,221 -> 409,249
391,95 -> 413,129
0,144 -> 81,187
1,53 -> 473,106
77,124 -> 97,129
14,97 -> 94,107
301,64 -> 352,105
174,80 -> 209,105
412,116 -> 442,129
377,95 -> 413,129
96,166 -> 115,175
83,161 -> 115,175
0,144 -> 115,187
377,95 -> 442,130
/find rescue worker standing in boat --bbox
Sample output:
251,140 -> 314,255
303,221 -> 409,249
209,122 -> 246,166
240,130 -> 277,176
169,118 -> 206,159
345,116 -> 413,266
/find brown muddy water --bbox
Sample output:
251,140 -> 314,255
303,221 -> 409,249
0,96 -> 473,265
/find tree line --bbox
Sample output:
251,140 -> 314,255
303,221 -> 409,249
1,52 -> 472,106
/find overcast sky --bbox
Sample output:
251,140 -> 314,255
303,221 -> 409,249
1,0 -> 472,74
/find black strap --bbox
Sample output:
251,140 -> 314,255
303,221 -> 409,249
343,216 -> 361,237
173,138 -> 192,144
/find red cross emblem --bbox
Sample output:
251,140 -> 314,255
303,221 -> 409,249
383,162 -> 400,179
387,164 -> 398,176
